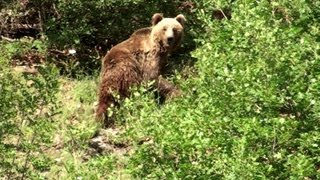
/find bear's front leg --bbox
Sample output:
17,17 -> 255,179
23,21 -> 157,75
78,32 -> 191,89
157,76 -> 182,100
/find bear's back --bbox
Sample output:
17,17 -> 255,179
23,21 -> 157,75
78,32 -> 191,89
102,27 -> 152,69
131,27 -> 152,37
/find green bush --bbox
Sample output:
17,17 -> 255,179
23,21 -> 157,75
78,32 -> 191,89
0,41 -> 60,178
119,0 -> 320,178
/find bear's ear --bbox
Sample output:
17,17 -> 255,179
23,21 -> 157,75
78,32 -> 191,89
152,13 -> 163,26
175,14 -> 186,26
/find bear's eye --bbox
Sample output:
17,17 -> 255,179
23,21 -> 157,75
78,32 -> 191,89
173,28 -> 181,33
162,27 -> 167,31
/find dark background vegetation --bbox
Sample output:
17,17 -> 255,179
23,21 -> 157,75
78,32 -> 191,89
0,0 -> 319,178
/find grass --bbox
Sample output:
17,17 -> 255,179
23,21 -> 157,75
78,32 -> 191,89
41,76 -> 129,179
0,72 -> 130,179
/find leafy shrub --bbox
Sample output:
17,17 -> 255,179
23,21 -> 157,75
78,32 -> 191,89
0,41 -> 60,178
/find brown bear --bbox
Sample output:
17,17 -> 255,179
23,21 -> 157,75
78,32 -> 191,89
96,13 -> 186,126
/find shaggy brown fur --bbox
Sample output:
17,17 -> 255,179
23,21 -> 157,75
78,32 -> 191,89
96,13 -> 186,126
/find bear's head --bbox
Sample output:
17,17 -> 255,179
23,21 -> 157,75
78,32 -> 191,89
150,13 -> 186,53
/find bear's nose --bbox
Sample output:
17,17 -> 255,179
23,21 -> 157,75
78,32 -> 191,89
167,37 -> 174,44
